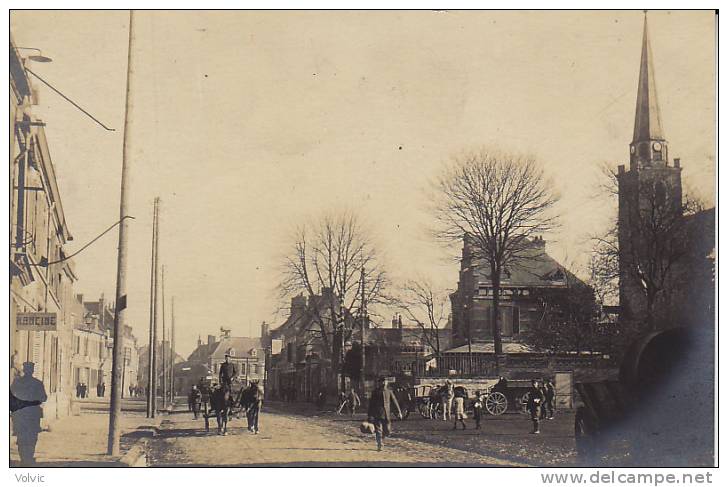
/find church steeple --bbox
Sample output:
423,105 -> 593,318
630,13 -> 667,169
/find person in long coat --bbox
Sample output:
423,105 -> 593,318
367,377 -> 403,451
526,379 -> 546,434
11,362 -> 47,466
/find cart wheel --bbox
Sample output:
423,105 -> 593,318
485,391 -> 508,416
519,392 -> 530,414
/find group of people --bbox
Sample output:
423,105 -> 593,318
75,382 -> 90,398
186,353 -> 266,434
425,377 -> 556,434
525,378 -> 556,434
129,385 -> 145,397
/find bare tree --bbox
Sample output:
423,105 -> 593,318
434,149 -> 559,356
279,211 -> 386,392
390,279 -> 450,361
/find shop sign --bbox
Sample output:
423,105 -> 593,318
16,312 -> 57,331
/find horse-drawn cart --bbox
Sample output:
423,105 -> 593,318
412,379 -> 534,418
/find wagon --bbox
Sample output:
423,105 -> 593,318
484,379 -> 534,416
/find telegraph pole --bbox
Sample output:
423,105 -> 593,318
146,198 -> 158,418
107,9 -> 135,456
152,199 -> 160,415
359,267 -> 366,395
171,296 -> 175,402
161,265 -> 167,410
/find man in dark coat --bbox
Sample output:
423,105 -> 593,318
11,362 -> 47,466
218,354 -> 237,392
367,377 -> 403,451
246,381 -> 264,434
188,385 -> 202,419
526,379 -> 545,434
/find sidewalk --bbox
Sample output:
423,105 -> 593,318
10,402 -> 160,467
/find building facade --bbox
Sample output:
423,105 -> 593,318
10,39 -> 78,421
449,234 -> 581,348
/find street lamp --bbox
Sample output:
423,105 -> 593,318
16,47 -> 53,63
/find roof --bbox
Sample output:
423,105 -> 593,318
632,15 -> 664,143
210,337 -> 265,360
470,242 -> 581,289
442,342 -> 534,354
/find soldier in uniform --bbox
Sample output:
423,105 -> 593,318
218,353 -> 237,393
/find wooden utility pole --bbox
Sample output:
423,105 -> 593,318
161,265 -> 167,409
107,9 -> 135,456
152,199 -> 160,414
146,198 -> 158,418
171,296 -> 175,402
359,267 -> 366,394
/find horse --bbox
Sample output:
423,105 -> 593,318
208,386 -> 233,435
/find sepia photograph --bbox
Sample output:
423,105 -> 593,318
7,7 -> 717,473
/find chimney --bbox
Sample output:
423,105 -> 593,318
673,158 -> 681,168
391,315 -> 398,328
291,294 -> 306,314
398,314 -> 403,329
261,321 -> 270,338
618,164 -> 625,174
197,335 -> 202,347
208,334 -> 216,346
462,232 -> 473,260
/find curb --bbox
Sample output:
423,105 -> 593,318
117,425 -> 160,467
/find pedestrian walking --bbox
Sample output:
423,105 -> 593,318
11,362 -> 47,466
101,382 -> 106,397
348,389 -> 361,416
543,378 -> 556,420
246,380 -> 264,434
472,391 -> 484,430
367,377 -> 403,451
526,379 -> 545,434
452,387 -> 467,430
189,385 -> 202,419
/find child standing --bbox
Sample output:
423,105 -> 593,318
472,391 -> 484,430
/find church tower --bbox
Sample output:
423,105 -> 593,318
617,14 -> 683,327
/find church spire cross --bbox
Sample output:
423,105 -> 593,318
630,13 -> 667,168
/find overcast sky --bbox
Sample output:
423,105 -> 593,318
10,10 -> 715,356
